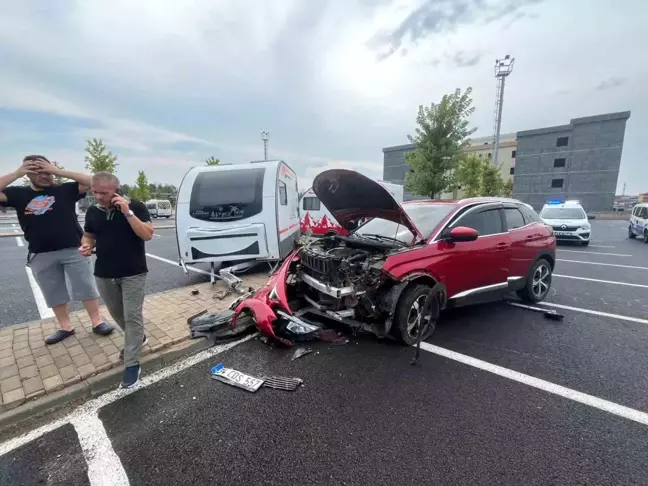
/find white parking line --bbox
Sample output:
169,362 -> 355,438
25,266 -> 54,319
558,259 -> 648,271
145,253 -> 211,276
587,245 -> 616,249
11,223 -> 24,247
542,302 -> 648,326
557,249 -> 631,257
553,274 -> 648,289
419,342 -> 648,426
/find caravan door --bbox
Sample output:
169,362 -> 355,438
274,162 -> 300,258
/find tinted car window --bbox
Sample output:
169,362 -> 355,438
453,209 -> 503,236
189,168 -> 265,222
541,207 -> 586,219
504,208 -> 526,230
518,204 -> 542,224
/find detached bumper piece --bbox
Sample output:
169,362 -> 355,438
188,309 -> 256,342
262,376 -> 303,391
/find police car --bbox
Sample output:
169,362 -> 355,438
628,203 -> 648,243
539,200 -> 591,246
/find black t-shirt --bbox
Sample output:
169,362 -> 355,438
84,200 -> 152,279
2,182 -> 85,253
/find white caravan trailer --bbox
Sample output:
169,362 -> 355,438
176,160 -> 300,281
300,180 -> 404,236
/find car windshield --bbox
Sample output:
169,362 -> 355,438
541,207 -> 586,219
354,203 -> 457,243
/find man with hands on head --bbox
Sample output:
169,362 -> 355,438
81,172 -> 154,389
0,156 -> 114,344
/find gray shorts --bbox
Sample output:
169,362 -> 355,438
28,248 -> 100,308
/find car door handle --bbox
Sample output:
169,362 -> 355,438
496,242 -> 509,248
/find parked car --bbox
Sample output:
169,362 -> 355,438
232,169 -> 556,346
629,203 -> 648,243
146,199 -> 173,218
539,200 -> 591,246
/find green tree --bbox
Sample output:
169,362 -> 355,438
502,178 -> 514,197
481,162 -> 504,196
205,157 -> 220,166
84,138 -> 118,173
131,171 -> 150,201
454,154 -> 484,197
119,184 -> 131,196
404,88 -> 476,198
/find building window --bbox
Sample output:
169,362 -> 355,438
510,167 -> 515,175
551,178 -> 564,188
556,136 -> 569,147
511,150 -> 516,158
478,153 -> 483,157
488,153 -> 492,158
554,158 -> 566,168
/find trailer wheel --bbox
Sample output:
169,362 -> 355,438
393,284 -> 439,346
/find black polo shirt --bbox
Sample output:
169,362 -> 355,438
84,200 -> 151,278
1,182 -> 85,253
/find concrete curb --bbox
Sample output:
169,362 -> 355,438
0,337 -> 213,432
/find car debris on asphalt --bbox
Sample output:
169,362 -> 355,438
291,347 -> 313,361
188,309 -> 256,341
506,301 -> 565,320
210,364 -> 264,392
262,376 -> 303,391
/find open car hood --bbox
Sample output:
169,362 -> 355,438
312,169 -> 422,239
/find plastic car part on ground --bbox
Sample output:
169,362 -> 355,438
506,301 -> 564,320
187,309 -> 256,341
291,347 -> 313,361
262,376 -> 303,391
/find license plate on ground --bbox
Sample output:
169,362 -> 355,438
212,367 -> 264,392
554,232 -> 572,236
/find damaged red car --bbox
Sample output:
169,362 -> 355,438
233,169 -> 556,346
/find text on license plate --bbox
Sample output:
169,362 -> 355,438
216,368 -> 264,390
554,231 -> 573,236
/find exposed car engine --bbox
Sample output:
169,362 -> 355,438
296,236 -> 392,324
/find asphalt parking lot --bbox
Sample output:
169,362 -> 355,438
2,219 -> 648,484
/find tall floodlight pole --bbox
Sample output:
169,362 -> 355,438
261,131 -> 270,161
492,55 -> 514,166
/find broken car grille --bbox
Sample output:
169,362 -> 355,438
300,250 -> 344,286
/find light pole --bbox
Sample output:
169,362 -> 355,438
492,55 -> 514,166
261,131 -> 270,161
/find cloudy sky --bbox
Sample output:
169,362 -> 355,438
1,0 -> 646,193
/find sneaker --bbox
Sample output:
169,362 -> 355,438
45,329 -> 75,345
120,365 -> 141,389
119,335 -> 148,361
92,322 -> 115,336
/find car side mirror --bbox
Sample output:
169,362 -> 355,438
448,226 -> 479,242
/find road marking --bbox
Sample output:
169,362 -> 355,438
542,302 -> 648,326
553,274 -> 648,289
145,252 -> 212,276
419,342 -> 648,427
12,224 -> 24,247
587,245 -> 616,249
0,336 -> 254,457
558,259 -> 648,271
25,266 -> 55,319
71,412 -> 129,485
557,249 -> 631,257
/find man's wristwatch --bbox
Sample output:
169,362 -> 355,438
125,210 -> 134,218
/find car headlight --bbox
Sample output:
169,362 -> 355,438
580,224 -> 591,230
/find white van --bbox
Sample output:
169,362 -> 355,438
176,160 -> 300,276
629,203 -> 648,243
539,200 -> 591,246
146,199 -> 173,218
300,180 -> 404,236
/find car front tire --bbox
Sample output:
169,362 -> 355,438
629,226 -> 636,239
644,230 -> 648,244
516,258 -> 552,303
393,284 -> 438,346
581,240 -> 590,247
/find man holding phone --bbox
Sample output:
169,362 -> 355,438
81,172 -> 154,388
0,156 -> 114,344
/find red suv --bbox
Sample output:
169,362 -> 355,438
233,169 -> 556,345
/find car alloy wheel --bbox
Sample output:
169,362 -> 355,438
406,295 -> 427,339
532,263 -> 551,299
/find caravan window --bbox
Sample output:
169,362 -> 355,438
303,197 -> 320,211
189,168 -> 265,222
278,181 -> 287,206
